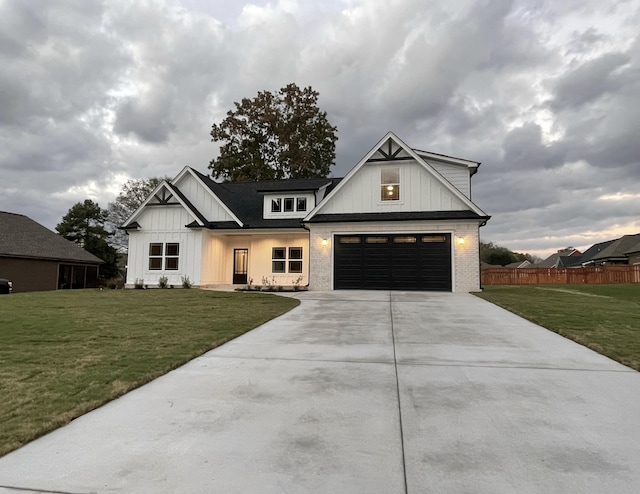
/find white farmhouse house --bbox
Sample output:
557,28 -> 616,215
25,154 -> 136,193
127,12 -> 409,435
122,132 -> 489,292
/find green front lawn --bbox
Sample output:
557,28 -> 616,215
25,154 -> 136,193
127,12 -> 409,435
474,284 -> 640,371
0,289 -> 299,457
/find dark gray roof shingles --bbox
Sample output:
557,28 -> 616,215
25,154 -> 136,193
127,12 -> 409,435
191,170 -> 342,228
0,211 -> 103,263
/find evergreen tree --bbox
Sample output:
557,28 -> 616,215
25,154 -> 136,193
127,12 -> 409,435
56,199 -> 120,279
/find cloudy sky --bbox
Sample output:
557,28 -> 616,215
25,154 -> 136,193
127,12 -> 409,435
1,0 -> 639,258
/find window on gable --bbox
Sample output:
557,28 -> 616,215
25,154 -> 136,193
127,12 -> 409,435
381,168 -> 400,201
271,198 -> 282,212
296,197 -> 307,211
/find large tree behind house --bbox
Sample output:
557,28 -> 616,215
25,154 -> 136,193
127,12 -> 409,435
209,83 -> 338,182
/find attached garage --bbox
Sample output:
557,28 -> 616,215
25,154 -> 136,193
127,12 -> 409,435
334,233 -> 452,291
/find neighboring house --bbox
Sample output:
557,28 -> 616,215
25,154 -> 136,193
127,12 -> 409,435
536,248 -> 582,268
504,260 -> 532,268
0,211 -> 103,293
578,239 -> 617,266
591,234 -> 640,265
123,132 -> 490,292
480,261 -> 501,270
625,240 -> 640,265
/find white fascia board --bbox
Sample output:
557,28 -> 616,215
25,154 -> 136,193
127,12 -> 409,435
176,167 -> 244,227
121,180 -> 172,227
122,180 -> 206,227
413,149 -> 480,168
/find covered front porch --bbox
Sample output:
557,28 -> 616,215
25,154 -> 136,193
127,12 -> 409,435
199,229 -> 310,289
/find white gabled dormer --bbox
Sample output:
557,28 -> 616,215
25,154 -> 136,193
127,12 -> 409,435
263,192 -> 315,219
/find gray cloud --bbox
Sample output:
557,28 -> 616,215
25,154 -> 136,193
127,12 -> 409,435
552,52 -> 630,110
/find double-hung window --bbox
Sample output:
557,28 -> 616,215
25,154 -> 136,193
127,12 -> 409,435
272,247 -> 286,273
288,247 -> 303,273
149,243 -> 179,270
381,168 -> 400,201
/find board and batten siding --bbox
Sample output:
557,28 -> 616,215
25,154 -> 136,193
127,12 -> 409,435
317,160 -> 468,215
125,205 -> 203,287
427,161 -> 471,198
173,172 -> 236,221
199,231 -> 309,286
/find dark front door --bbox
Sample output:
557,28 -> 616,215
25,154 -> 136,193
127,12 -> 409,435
233,249 -> 249,284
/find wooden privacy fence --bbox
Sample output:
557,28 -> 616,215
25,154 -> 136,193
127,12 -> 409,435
481,265 -> 640,285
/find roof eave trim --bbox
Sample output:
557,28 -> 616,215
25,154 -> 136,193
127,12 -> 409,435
179,167 -> 244,227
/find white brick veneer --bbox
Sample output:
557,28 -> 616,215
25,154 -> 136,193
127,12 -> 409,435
308,221 -> 482,292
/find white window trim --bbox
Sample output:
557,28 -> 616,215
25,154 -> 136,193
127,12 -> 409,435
271,246 -> 303,273
379,167 -> 403,204
264,193 -> 314,219
147,242 -> 180,271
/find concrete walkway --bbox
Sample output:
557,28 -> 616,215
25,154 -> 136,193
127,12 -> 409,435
2,291 -> 640,493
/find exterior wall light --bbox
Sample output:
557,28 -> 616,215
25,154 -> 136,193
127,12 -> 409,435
456,236 -> 465,246
321,238 -> 328,246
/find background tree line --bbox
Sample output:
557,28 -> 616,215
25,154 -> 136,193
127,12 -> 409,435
480,241 -> 541,266
55,178 -> 164,281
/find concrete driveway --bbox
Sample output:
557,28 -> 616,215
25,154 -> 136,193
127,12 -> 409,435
2,291 -> 640,493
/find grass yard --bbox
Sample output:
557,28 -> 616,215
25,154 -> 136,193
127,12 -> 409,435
0,289 -> 299,457
475,284 -> 640,371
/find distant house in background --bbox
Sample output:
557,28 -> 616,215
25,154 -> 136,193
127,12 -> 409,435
0,211 -> 103,293
534,235 -> 640,269
590,234 -> 640,265
536,248 -> 582,268
577,239 -> 617,266
504,260 -> 532,269
626,241 -> 640,265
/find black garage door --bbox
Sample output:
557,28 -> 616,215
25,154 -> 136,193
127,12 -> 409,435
334,233 -> 452,291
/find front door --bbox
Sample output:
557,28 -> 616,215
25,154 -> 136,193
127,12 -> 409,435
233,248 -> 249,284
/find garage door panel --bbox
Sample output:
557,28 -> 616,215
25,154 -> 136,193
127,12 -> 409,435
334,234 -> 452,291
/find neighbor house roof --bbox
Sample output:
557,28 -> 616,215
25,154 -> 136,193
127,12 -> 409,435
0,211 -> 103,263
536,249 -> 582,268
592,234 -> 640,263
624,239 -> 640,256
578,239 -> 617,266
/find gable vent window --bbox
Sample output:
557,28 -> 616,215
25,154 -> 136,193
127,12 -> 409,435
149,242 -> 179,270
381,168 -> 400,201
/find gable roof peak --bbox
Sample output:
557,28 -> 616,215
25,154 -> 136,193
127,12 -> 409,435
305,132 -> 488,220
